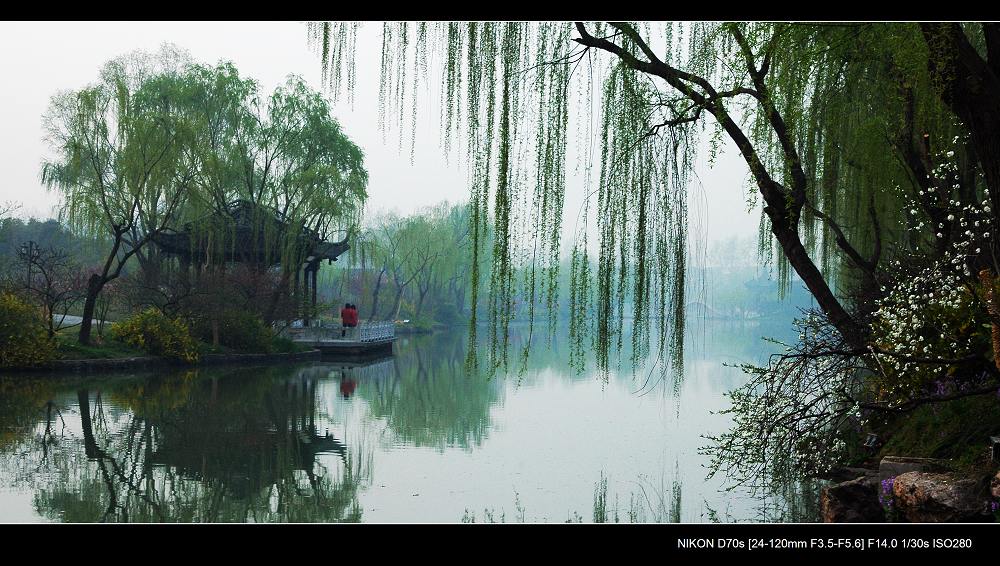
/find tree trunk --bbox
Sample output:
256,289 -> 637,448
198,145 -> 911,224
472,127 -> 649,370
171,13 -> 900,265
46,302 -> 55,338
294,267 -> 301,321
264,268 -> 293,325
388,286 -> 405,321
369,268 -> 385,320
311,268 -> 318,323
78,274 -> 105,346
415,287 -> 429,319
767,210 -> 865,350
302,267 -> 310,326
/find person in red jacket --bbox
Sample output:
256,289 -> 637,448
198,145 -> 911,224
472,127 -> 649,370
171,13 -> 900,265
340,303 -> 351,337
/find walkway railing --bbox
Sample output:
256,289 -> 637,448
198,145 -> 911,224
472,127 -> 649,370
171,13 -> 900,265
286,321 -> 395,342
356,322 -> 395,342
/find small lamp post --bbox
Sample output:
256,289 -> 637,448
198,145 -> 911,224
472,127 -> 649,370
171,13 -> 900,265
991,436 -> 1000,463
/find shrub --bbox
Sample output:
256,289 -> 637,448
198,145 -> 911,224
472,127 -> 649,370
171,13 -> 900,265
271,336 -> 296,354
878,477 -> 898,522
870,200 -> 997,404
192,310 -> 274,353
411,317 -> 434,332
0,291 -> 56,368
110,308 -> 199,363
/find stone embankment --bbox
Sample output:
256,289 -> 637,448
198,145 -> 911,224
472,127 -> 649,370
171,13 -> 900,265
10,349 -> 322,373
820,456 -> 998,522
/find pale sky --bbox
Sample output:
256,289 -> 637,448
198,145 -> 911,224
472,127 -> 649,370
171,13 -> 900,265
0,21 -> 761,252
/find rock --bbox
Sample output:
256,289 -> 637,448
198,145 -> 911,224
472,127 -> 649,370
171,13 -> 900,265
824,466 -> 878,483
892,472 -> 992,522
991,471 -> 1000,499
879,456 -> 950,480
821,476 -> 885,523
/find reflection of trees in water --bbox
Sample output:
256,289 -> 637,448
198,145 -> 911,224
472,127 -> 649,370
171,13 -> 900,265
0,378 -> 61,455
1,366 -> 368,522
353,326 -> 788,454
356,333 -> 504,450
589,463 -> 819,524
752,480 -> 823,523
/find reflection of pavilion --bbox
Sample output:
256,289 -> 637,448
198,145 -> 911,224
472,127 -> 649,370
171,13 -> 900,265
141,373 -> 350,499
148,427 -> 347,498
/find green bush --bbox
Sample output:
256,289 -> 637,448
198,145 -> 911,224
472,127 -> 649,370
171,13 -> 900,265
411,317 -> 434,332
111,308 -> 199,363
192,310 -> 274,353
271,336 -> 296,353
0,291 -> 56,368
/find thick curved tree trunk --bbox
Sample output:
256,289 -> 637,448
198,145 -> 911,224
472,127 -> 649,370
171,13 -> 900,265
78,274 -> 105,346
574,22 -> 869,352
767,211 -> 866,350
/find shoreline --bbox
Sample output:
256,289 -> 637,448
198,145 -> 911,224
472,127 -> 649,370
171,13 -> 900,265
3,348 -> 323,374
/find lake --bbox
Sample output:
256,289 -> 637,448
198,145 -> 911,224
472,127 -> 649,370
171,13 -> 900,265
0,319 -> 819,522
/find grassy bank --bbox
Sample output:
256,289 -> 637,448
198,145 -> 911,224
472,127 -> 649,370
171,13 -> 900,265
52,327 -> 310,362
874,395 -> 1000,475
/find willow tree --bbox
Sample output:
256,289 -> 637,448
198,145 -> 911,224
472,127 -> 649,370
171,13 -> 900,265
309,22 -> 999,363
312,23 -> 685,375
171,64 -> 368,323
42,46 -> 197,345
309,22 -> 861,376
43,50 -> 369,341
416,203 -> 472,321
307,22 -> 1000,490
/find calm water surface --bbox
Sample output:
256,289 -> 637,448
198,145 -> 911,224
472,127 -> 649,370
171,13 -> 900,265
0,321 -> 816,522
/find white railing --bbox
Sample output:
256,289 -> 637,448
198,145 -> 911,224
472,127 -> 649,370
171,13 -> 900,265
286,321 -> 395,342
357,322 -> 395,342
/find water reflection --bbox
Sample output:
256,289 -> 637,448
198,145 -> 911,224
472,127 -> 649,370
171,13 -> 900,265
361,336 -> 502,450
1,368 -> 368,522
0,320 -> 814,522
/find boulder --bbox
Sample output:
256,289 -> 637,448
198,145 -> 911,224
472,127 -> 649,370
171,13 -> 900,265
892,472 -> 991,522
821,476 -> 885,523
878,456 -> 950,480
824,466 -> 878,483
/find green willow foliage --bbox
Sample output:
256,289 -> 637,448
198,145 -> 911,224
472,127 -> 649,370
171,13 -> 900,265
42,46 -> 195,244
309,22 -> 692,378
742,23 -> 974,292
307,22 -> 986,383
155,62 -> 369,269
43,45 -> 368,284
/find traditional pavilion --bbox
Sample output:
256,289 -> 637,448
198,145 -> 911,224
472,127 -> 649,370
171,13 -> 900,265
152,200 -> 350,323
